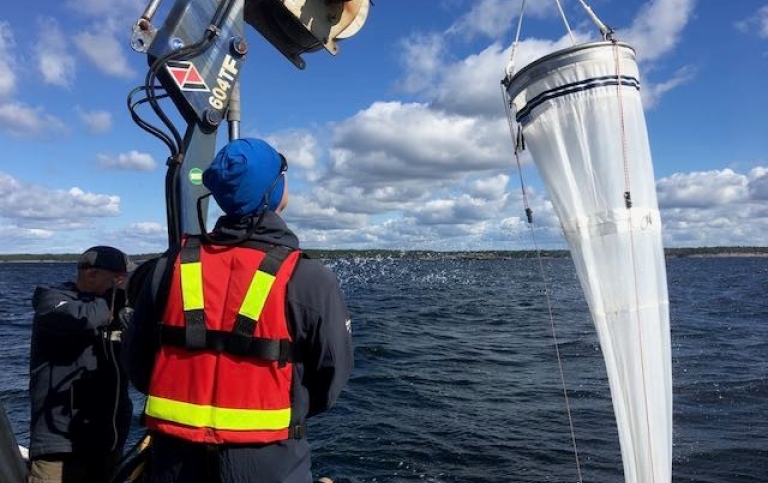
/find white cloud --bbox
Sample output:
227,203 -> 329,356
128,221 -> 165,235
286,194 -> 369,230
265,130 -> 320,170
330,101 -> 509,185
294,204 -> 536,251
74,29 -> 135,79
642,65 -> 695,109
6,220 -> 169,256
655,167 -> 768,247
662,205 -> 768,248
0,225 -> 53,240
432,42 -> 518,118
0,102 -> 68,137
759,6 -> 768,38
0,172 -> 121,223
300,183 -> 425,218
0,225 -> 63,254
62,0 -> 140,79
270,27 -> 581,250
97,151 -> 157,171
0,22 -> 17,97
467,173 -> 510,199
35,18 -> 77,88
619,0 -> 696,63
113,221 -> 167,253
447,0 -> 554,41
657,169 -> 749,208
77,107 -> 113,134
747,167 -> 768,200
735,6 -> 768,38
412,195 -> 491,225
447,0 -> 520,40
396,33 -> 445,94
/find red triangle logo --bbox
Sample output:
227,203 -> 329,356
166,62 -> 209,92
185,65 -> 204,84
167,66 -> 188,87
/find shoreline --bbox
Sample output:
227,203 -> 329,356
2,249 -> 767,263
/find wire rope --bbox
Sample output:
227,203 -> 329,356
500,80 -> 584,483
553,0 -> 576,45
611,42 -> 661,483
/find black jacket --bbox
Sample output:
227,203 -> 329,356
123,212 -> 353,483
28,282 -> 132,458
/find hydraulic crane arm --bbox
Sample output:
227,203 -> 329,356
128,0 -> 369,247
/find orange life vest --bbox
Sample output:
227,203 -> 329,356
144,237 -> 301,444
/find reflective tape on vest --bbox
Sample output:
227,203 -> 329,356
180,261 -> 203,311
179,246 -> 279,326
145,395 -> 290,430
239,270 -> 275,320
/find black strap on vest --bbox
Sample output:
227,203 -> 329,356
180,237 -> 207,351
225,244 -> 292,362
160,326 -> 294,363
226,314 -> 256,356
170,237 -> 296,366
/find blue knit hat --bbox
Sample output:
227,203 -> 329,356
203,138 -> 286,216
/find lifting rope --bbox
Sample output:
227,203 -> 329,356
554,0 -> 576,45
575,0 -> 614,41
505,0 -> 615,81
500,78 -> 584,481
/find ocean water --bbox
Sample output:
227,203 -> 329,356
0,257 -> 766,483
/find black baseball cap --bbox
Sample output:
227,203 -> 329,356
77,246 -> 136,273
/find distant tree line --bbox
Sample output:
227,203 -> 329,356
663,246 -> 768,257
1,246 -> 766,263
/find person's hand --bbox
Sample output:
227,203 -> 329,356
116,307 -> 134,331
104,307 -> 133,335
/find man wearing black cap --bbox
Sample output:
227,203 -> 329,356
124,138 -> 353,483
28,246 -> 135,483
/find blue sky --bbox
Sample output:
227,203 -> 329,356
0,0 -> 766,255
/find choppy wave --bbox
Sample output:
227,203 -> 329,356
1,257 -> 766,482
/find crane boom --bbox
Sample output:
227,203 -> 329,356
128,0 -> 370,247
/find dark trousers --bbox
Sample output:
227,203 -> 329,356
28,451 -> 121,483
149,432 -> 313,483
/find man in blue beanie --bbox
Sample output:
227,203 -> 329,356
202,137 -> 288,217
124,138 -> 353,483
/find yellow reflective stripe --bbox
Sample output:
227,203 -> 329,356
238,270 -> 276,320
145,395 -> 290,430
180,261 -> 204,311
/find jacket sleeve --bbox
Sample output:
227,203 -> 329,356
122,256 -> 168,394
292,262 -> 353,418
32,286 -> 111,339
